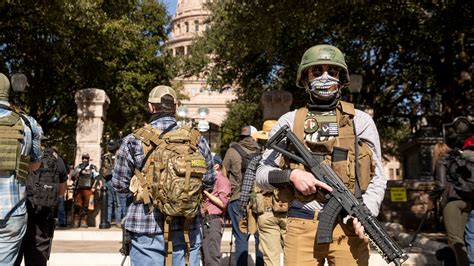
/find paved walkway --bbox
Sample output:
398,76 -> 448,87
41,226 -> 443,266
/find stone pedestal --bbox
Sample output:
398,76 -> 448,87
74,89 -> 110,168
399,126 -> 443,180
380,180 -> 441,232
260,91 -> 293,121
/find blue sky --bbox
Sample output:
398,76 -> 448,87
162,0 -> 177,16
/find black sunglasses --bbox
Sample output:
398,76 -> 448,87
308,65 -> 340,78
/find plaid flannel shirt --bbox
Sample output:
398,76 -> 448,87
0,106 -> 42,220
112,116 -> 216,234
238,154 -> 262,218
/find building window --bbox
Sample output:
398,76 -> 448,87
195,20 -> 199,32
185,22 -> 189,33
176,46 -> 185,56
191,88 -> 196,96
177,24 -> 180,35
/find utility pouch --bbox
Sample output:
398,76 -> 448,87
272,197 -> 288,213
250,191 -> 265,215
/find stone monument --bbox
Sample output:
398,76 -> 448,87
74,88 -> 110,169
260,91 -> 293,121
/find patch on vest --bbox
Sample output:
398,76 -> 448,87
320,122 -> 338,137
304,112 -> 319,134
191,158 -> 206,167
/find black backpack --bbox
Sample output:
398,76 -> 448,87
232,144 -> 260,177
446,150 -> 474,200
100,152 -> 115,179
26,148 -> 59,209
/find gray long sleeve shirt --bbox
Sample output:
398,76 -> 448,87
255,108 -> 387,217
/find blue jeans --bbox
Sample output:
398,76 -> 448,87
119,193 -> 132,218
130,226 -> 202,266
57,196 -> 66,225
466,209 -> 474,265
105,179 -> 122,224
227,199 -> 263,266
0,214 -> 27,265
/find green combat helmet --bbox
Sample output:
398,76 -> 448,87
296,44 -> 350,89
0,73 -> 10,101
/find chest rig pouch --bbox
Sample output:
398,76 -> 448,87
280,101 -> 375,203
77,168 -> 93,188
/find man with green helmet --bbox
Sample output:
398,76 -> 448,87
256,44 -> 387,265
0,72 -> 43,264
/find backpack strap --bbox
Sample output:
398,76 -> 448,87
163,216 -> 191,266
232,143 -> 248,159
294,107 -> 308,142
352,120 -> 363,202
164,216 -> 173,266
183,218 -> 191,265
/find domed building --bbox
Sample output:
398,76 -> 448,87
166,0 -> 236,151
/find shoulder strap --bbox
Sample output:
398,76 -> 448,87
294,107 -> 308,142
19,114 -> 33,134
352,120 -> 362,202
232,143 -> 249,158
138,122 -> 177,171
338,100 -> 355,116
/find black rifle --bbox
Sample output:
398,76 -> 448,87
119,226 -> 131,266
266,125 -> 409,266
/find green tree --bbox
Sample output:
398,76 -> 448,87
185,1 -> 473,156
0,0 -> 173,162
219,100 -> 262,156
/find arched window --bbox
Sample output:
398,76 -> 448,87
194,20 -> 199,32
185,22 -> 189,33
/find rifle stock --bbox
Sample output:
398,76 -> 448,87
266,125 -> 408,266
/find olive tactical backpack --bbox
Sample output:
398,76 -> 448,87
130,123 -> 207,266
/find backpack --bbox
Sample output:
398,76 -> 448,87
100,152 -> 115,179
130,123 -> 207,265
26,148 -> 59,209
446,150 -> 474,200
232,143 -> 260,178
130,123 -> 207,217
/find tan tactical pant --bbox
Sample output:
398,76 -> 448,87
284,214 -> 369,266
443,199 -> 471,266
257,211 -> 287,266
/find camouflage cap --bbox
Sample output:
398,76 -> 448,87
148,85 -> 177,104
0,73 -> 10,101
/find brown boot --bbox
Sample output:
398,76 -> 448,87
73,215 -> 80,228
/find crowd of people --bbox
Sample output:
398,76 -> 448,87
0,43 -> 472,266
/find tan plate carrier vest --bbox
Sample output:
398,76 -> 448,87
279,101 -> 375,203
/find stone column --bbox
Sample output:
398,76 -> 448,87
75,89 -> 110,169
260,91 -> 293,121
